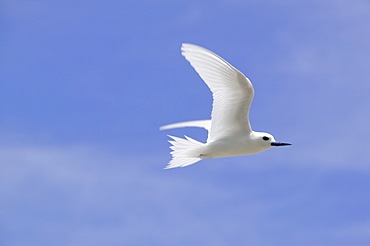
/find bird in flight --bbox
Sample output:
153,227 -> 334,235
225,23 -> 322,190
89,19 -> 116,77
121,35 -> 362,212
160,44 -> 291,169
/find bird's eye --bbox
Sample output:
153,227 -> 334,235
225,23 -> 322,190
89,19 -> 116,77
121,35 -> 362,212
262,136 -> 270,141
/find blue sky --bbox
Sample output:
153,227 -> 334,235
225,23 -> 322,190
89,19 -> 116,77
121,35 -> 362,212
1,0 -> 369,245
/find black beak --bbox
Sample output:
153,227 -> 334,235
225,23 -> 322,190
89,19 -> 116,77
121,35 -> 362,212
271,142 -> 291,146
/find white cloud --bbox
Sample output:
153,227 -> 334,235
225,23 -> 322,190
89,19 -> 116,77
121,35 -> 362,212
1,0 -> 369,245
0,141 -> 368,245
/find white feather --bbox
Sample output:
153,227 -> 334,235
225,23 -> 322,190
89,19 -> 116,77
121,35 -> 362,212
181,43 -> 254,142
160,120 -> 211,131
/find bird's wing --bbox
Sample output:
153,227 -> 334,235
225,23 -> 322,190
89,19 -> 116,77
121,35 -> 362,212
181,43 -> 254,142
160,120 -> 211,131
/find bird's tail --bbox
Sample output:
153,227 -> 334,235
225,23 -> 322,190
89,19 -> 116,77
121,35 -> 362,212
165,135 -> 206,169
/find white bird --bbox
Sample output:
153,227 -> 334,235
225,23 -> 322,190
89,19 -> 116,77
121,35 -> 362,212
160,44 -> 291,169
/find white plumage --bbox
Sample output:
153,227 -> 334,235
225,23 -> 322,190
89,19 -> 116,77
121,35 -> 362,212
161,44 -> 290,169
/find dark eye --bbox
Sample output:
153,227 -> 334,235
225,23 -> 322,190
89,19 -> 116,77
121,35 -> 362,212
262,136 -> 270,141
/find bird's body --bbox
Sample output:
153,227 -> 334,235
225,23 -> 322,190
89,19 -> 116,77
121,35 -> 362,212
161,44 -> 290,169
204,132 -> 275,158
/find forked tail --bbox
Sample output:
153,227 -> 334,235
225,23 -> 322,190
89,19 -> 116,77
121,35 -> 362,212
165,135 -> 206,169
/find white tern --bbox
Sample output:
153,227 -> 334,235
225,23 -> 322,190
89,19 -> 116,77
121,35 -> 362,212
160,44 -> 291,169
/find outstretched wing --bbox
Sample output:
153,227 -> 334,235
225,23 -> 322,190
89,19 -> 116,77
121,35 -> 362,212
160,120 -> 211,131
181,44 -> 254,142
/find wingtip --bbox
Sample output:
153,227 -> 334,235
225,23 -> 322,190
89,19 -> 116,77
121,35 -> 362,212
181,43 -> 201,53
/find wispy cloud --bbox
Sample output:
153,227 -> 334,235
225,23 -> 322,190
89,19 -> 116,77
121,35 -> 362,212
1,141 -> 369,245
1,0 -> 369,245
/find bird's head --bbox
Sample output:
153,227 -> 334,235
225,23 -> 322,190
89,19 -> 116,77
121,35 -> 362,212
253,132 -> 291,149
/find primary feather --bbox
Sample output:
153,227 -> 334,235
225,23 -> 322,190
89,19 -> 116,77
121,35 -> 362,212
160,120 -> 211,131
181,43 -> 254,142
